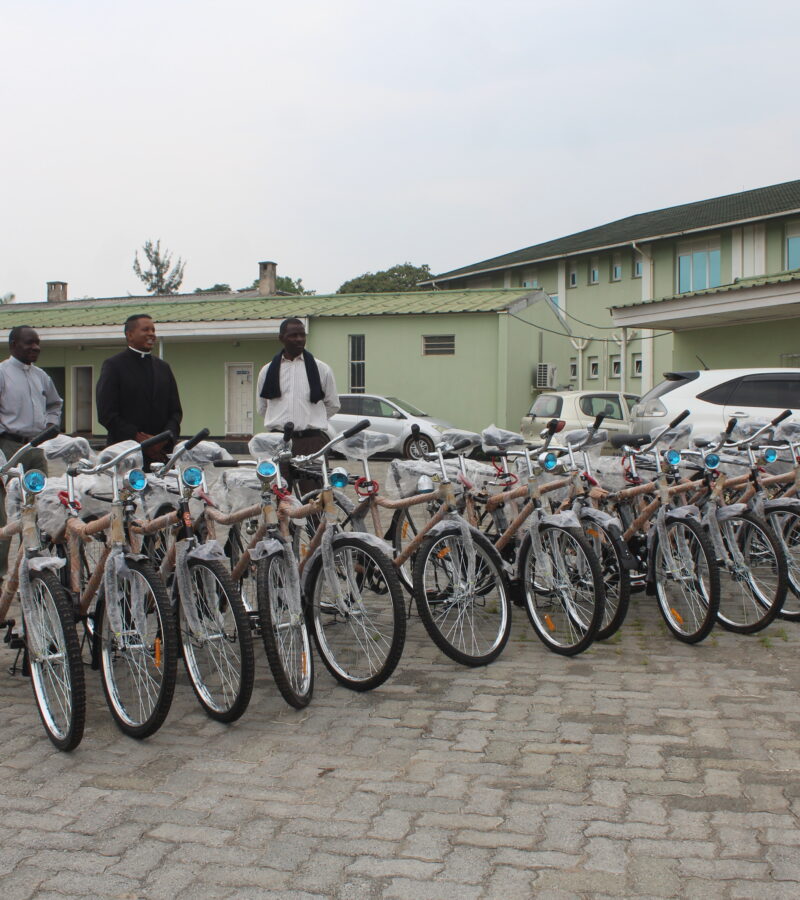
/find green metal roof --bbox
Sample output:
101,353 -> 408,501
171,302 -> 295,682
0,288 -> 537,329
611,270 -> 800,312
428,179 -> 800,283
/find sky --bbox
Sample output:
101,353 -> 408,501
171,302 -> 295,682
2,0 -> 798,302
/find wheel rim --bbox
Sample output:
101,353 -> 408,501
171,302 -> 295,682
26,579 -> 75,741
267,555 -> 312,698
655,522 -> 712,635
406,437 -> 431,460
181,566 -> 244,714
773,511 -> 800,611
420,533 -> 508,658
718,519 -> 780,628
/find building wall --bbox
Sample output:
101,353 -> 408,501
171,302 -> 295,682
672,320 -> 800,370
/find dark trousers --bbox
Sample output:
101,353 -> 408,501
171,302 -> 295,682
0,439 -> 48,578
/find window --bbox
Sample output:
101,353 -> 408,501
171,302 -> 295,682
579,394 -> 623,420
549,294 -> 561,315
589,257 -> 600,285
633,257 -> 643,278
528,394 -> 563,418
787,223 -> 800,270
338,396 -> 363,415
588,356 -> 599,379
677,239 -> 721,293
610,355 -> 621,378
726,374 -> 800,409
423,334 -> 455,355
348,334 -> 365,393
632,354 -> 642,377
360,396 -> 400,418
568,262 -> 578,287
522,268 -> 540,289
569,357 -> 577,380
611,254 -> 622,282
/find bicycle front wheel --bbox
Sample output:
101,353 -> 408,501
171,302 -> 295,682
765,504 -> 800,621
654,517 -> 720,643
413,525 -> 511,666
519,525 -> 604,655
258,550 -> 314,708
306,534 -> 406,691
23,571 -> 86,752
583,522 -> 630,641
97,558 -> 178,738
180,559 -> 255,722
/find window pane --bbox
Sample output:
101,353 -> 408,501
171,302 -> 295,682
678,255 -> 692,292
708,249 -> 720,287
693,251 -> 708,290
789,236 -> 800,270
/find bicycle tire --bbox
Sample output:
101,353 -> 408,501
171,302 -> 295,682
412,524 -> 511,666
179,559 -> 255,722
653,516 -> 720,643
765,504 -> 800,621
583,521 -> 631,641
225,521 -> 258,615
257,550 -> 314,708
306,534 -> 406,690
518,525 -> 604,655
716,511 -> 787,634
97,558 -> 178,738
142,504 -> 178,573
23,571 -> 86,752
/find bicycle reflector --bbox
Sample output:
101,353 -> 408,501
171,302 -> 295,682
664,449 -> 681,467
126,469 -> 147,492
256,460 -> 278,480
417,474 -> 435,493
705,452 -> 720,469
22,469 -> 46,493
540,452 -> 558,471
182,466 -> 203,488
330,467 -> 349,488
763,448 -> 778,464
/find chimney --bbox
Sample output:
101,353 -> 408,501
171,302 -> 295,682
47,281 -> 68,303
258,261 -> 277,296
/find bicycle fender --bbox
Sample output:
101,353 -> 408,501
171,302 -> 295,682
540,510 -> 581,529
665,505 -> 701,523
764,497 -> 800,513
187,540 -> 228,562
715,502 -> 748,522
124,552 -> 148,563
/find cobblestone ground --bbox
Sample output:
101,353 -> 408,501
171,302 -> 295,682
1,460 -> 799,898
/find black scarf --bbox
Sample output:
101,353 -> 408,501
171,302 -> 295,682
259,349 -> 325,403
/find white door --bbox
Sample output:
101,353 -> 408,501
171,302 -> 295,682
72,366 -> 93,432
225,363 -> 254,435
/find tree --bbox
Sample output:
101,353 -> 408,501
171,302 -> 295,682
194,283 -> 232,294
0,292 -> 14,304
336,262 -> 432,294
133,240 -> 185,295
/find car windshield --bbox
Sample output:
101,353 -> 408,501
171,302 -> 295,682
638,372 -> 699,405
528,395 -> 563,417
387,397 -> 428,417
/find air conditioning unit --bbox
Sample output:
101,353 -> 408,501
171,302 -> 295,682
535,363 -> 557,389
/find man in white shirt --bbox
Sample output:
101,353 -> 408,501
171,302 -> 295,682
0,326 -> 63,577
256,318 -> 339,493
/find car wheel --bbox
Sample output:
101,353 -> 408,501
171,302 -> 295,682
404,433 -> 434,460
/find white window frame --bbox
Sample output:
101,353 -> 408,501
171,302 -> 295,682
676,236 -> 721,293
632,353 -> 643,377
786,222 -> 800,270
569,357 -> 577,380
633,257 -> 643,278
610,355 -> 621,378
588,356 -> 599,379
611,253 -> 622,282
568,262 -> 578,288
522,268 -> 540,289
589,257 -> 600,285
348,334 -> 366,393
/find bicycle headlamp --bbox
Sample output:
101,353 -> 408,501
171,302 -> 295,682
416,474 -> 435,494
705,453 -> 720,470
664,449 -> 681,467
22,469 -> 46,493
763,448 -> 778,464
126,469 -> 147,492
330,467 -> 349,489
540,452 -> 558,471
256,460 -> 278,480
182,466 -> 203,488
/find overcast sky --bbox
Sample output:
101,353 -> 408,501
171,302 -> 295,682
2,0 -> 798,302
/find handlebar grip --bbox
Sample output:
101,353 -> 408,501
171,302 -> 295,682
546,418 -> 560,434
342,418 -> 371,439
772,409 -> 792,426
592,412 -> 606,430
451,437 -> 473,451
184,427 -> 210,451
411,423 -> 420,435
139,430 -> 173,451
283,421 -> 294,441
725,417 -> 738,436
668,409 -> 690,429
213,460 -> 240,468
30,424 -> 60,447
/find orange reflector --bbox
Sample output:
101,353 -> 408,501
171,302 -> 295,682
670,607 -> 684,624
544,614 -> 555,632
586,528 -> 599,538
301,651 -> 308,677
402,522 -> 409,539
154,637 -> 162,668
437,547 -> 451,559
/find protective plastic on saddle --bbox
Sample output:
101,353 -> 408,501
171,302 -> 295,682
562,428 -> 608,448
42,434 -> 95,465
609,432 -> 651,450
248,432 -> 289,459
649,422 -> 692,448
385,456 -> 497,500
339,430 -> 395,461
775,420 -> 800,443
97,440 -> 143,473
481,425 -> 527,454
438,429 -> 482,451
176,439 -> 232,465
730,419 -> 769,441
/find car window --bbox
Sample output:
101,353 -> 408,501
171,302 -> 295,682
579,394 -> 623,420
697,379 -> 739,406
623,394 -> 639,412
529,395 -> 562,417
639,372 -> 700,404
378,400 -> 398,417
361,397 -> 390,417
726,375 -> 800,409
339,396 -> 362,415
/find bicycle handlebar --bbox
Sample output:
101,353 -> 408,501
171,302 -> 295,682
31,424 -> 60,447
139,430 -> 173,451
184,427 -> 210,451
668,409 -> 690,430
772,409 -> 793,426
342,418 -> 371,440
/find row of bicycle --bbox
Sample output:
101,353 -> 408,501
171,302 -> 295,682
2,406 -> 800,752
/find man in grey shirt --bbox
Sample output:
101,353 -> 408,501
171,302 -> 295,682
0,325 -> 63,577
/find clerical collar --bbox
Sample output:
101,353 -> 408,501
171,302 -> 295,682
128,346 -> 151,359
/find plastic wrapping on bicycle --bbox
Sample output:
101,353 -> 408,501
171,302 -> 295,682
289,462 -> 324,482
609,433 -> 651,450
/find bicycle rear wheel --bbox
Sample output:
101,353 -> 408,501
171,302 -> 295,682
180,559 -> 255,722
306,534 -> 405,691
23,571 -> 86,752
765,504 -> 800,621
583,522 -> 630,641
97,558 -> 178,738
258,550 -> 314,708
413,525 -> 511,666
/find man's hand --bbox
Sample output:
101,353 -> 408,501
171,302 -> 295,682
135,431 -> 168,462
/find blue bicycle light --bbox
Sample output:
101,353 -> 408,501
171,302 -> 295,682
182,466 -> 203,488
22,469 -> 46,493
256,460 -> 278,479
541,452 -> 558,471
705,453 -> 720,469
126,469 -> 147,492
664,449 -> 681,467
764,448 -> 778,463
330,467 -> 349,488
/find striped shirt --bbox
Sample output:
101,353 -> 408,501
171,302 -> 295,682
0,356 -> 63,438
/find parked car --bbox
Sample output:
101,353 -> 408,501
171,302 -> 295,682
631,369 -> 800,436
520,390 -> 639,440
329,394 -> 459,459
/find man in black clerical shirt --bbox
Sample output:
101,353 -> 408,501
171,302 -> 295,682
96,314 -> 182,463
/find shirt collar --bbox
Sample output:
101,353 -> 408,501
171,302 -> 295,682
128,346 -> 151,359
8,356 -> 31,371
